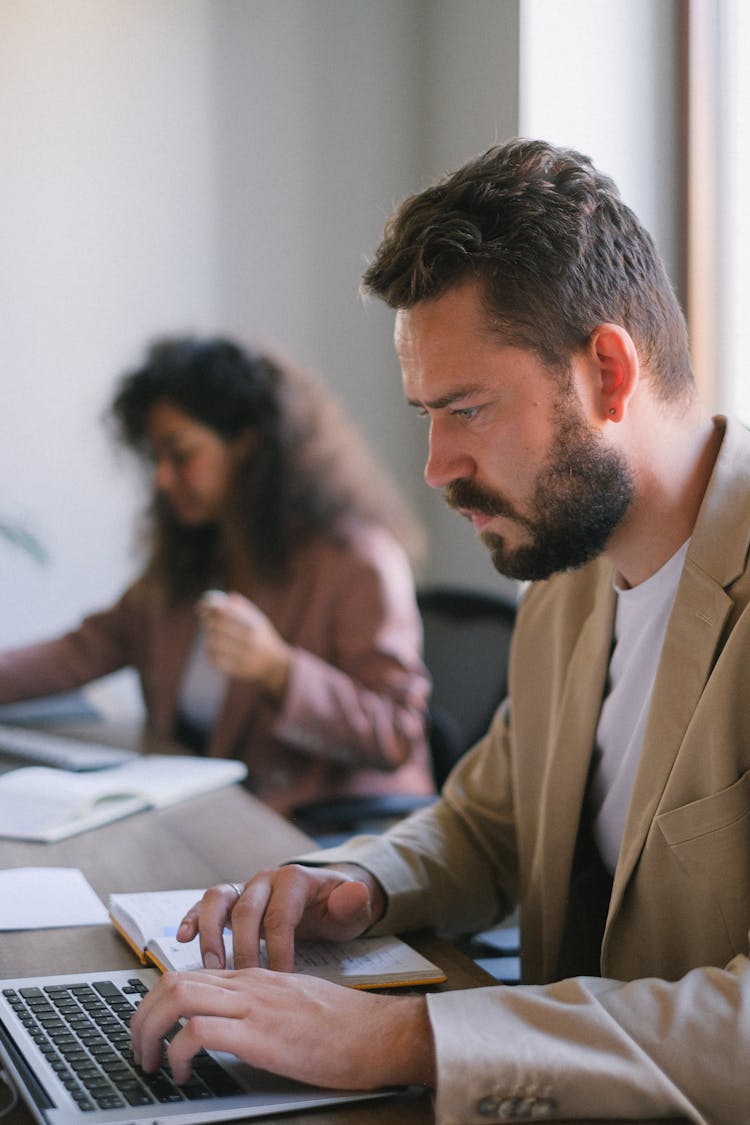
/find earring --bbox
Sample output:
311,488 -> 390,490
608,407 -> 616,416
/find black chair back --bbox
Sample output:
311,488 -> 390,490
292,585 -> 517,839
417,587 -> 517,788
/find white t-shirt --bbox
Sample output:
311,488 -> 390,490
178,627 -> 228,736
589,540 -> 690,873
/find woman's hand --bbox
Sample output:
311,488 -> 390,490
176,863 -> 386,971
130,967 -> 436,1091
200,591 -> 290,701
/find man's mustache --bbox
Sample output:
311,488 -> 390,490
444,479 -> 522,523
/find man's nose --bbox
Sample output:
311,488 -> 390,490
424,425 -> 473,490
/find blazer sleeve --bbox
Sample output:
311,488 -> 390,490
0,582 -> 143,702
296,702 -> 520,934
270,529 -> 430,771
426,956 -> 750,1124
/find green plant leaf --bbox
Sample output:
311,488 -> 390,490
0,520 -> 49,565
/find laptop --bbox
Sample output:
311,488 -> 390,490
0,723 -> 138,772
0,967 -> 396,1123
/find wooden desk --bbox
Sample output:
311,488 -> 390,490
0,775 -> 497,1125
0,721 -> 689,1125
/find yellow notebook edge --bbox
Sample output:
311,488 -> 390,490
109,912 -> 149,965
143,948 -> 173,975
352,970 -> 447,990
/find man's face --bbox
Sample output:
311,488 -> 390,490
396,282 -> 634,581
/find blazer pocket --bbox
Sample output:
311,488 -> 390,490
657,770 -> 750,952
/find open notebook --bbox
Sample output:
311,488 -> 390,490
0,755 -> 247,841
0,968 -> 397,1123
109,887 -> 446,988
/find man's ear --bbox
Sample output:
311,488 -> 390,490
587,323 -> 639,423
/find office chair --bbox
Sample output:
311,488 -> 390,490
293,585 -> 522,981
417,586 -> 516,788
292,585 -> 517,838
419,587 -> 522,981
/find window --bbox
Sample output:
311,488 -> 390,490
686,0 -> 750,422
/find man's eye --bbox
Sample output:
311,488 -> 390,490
452,406 -> 479,420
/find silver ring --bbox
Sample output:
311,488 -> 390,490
229,882 -> 244,900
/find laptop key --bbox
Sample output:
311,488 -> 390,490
141,1078 -> 184,1103
192,1055 -> 244,1097
94,1093 -> 126,1109
123,1087 -> 156,1107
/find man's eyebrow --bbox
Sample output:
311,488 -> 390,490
406,384 -> 485,410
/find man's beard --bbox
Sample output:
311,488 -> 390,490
445,407 -> 634,582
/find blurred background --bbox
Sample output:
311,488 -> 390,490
2,0 -> 748,717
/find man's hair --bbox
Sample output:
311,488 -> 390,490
110,336 -> 422,600
362,138 -> 693,400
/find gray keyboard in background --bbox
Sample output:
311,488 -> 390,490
0,724 -> 138,771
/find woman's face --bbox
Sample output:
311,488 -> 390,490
146,400 -> 251,525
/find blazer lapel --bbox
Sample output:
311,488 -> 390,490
609,565 -> 734,916
149,604 -> 198,735
609,416 -> 750,922
208,679 -> 263,759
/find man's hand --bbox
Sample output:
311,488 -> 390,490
176,864 -> 387,971
131,968 -> 436,1091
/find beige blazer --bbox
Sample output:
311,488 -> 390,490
309,417 -> 750,1123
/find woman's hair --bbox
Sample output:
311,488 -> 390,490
110,336 -> 422,600
362,138 -> 694,402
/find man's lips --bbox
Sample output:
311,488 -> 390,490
456,507 -> 496,532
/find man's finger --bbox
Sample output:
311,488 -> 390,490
227,875 -> 273,969
195,884 -> 241,968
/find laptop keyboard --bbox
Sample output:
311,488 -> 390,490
0,723 -> 137,771
2,976 -> 243,1111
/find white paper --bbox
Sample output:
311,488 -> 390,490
110,888 -> 204,948
0,867 -> 110,929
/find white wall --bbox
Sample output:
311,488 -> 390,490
1,0 -> 222,653
207,0 -> 430,527
1,1 -> 522,678
520,0 -> 683,308
209,0 -> 521,597
400,0 -> 522,596
1,0 -> 683,713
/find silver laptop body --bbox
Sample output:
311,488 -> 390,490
0,968 -> 392,1124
